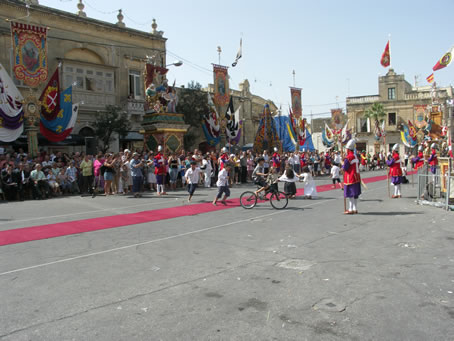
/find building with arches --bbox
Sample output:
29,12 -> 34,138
0,0 -> 167,153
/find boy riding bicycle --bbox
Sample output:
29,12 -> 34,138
252,157 -> 269,196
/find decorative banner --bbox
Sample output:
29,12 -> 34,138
290,87 -> 302,118
331,108 -> 344,129
0,63 -> 24,142
40,86 -> 72,133
11,22 -> 48,87
225,96 -> 241,143
212,64 -> 229,107
202,93 -> 220,146
253,104 -> 281,154
426,73 -> 434,83
40,100 -> 79,142
433,46 -> 453,71
39,68 -> 60,121
380,40 -> 390,67
414,105 -> 428,129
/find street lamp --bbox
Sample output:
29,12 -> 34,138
166,60 -> 183,67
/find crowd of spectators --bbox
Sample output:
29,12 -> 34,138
0,146 -> 388,202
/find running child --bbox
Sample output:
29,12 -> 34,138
185,161 -> 200,202
212,163 -> 231,206
330,162 -> 342,189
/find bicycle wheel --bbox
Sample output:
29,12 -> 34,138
270,191 -> 288,209
240,191 -> 257,209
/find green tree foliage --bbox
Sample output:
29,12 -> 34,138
364,102 -> 386,127
93,105 -> 131,153
176,81 -> 209,148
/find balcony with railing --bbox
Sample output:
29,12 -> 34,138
346,95 -> 380,104
124,98 -> 146,116
73,91 -> 116,109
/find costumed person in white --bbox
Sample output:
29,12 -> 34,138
201,154 -> 212,188
300,166 -> 317,199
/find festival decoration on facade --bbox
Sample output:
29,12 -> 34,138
202,93 -> 220,146
253,104 -> 281,154
40,86 -> 79,142
11,22 -> 48,87
39,68 -> 60,121
290,87 -> 302,118
225,96 -> 242,145
212,64 -> 229,107
0,63 -> 24,142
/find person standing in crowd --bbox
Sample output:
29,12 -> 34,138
411,145 -> 425,171
66,161 -> 80,194
103,154 -> 115,196
119,161 -> 130,195
154,145 -> 167,195
93,154 -> 104,192
212,162 -> 231,206
130,152 -> 144,198
387,144 -> 403,199
360,150 -> 367,172
428,143 -> 438,174
246,152 -> 254,181
331,162 -> 342,189
233,153 -> 241,185
240,151 -> 248,183
80,154 -> 93,195
185,160 -> 200,202
218,147 -> 229,170
263,150 -> 270,174
271,147 -> 281,174
343,139 -> 361,214
168,153 -> 180,191
201,154 -> 212,188
404,150 -> 409,168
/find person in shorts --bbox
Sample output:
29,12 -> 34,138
212,163 -> 231,206
252,157 -> 268,196
184,161 -> 200,202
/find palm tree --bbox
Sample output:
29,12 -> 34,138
364,103 -> 386,134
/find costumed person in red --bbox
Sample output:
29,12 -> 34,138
342,139 -> 361,214
386,144 -> 403,198
360,150 -> 367,172
428,143 -> 438,175
272,147 -> 281,173
411,145 -> 425,171
218,147 -> 229,170
154,145 -> 167,195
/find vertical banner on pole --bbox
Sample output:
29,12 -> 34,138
11,22 -> 48,87
290,87 -> 302,119
212,64 -> 230,107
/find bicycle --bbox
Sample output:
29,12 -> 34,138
239,183 -> 288,210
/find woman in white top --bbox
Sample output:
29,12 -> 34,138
278,167 -> 299,198
300,166 -> 317,199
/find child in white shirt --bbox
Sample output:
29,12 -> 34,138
330,163 -> 341,189
185,161 -> 201,202
212,163 -> 231,206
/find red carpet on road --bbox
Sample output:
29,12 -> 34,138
0,172 -> 411,246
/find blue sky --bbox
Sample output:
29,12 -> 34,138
40,0 -> 453,119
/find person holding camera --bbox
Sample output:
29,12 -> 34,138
130,152 -> 144,198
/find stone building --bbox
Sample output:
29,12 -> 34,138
0,0 -> 167,153
346,68 -> 453,154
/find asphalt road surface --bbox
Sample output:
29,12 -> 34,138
0,170 -> 453,341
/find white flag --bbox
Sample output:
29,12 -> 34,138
232,38 -> 242,67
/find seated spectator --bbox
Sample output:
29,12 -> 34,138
30,164 -> 50,199
1,163 -> 19,201
57,168 -> 71,194
65,161 -> 80,194
47,169 -> 61,196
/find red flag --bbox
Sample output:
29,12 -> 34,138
380,41 -> 390,67
433,46 -> 454,71
39,68 -> 60,121
426,73 -> 434,83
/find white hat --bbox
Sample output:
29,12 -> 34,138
392,143 -> 399,151
274,147 -> 278,152
345,139 -> 356,150
221,147 -> 227,152
431,143 -> 438,150
124,149 -> 131,153
418,145 -> 424,151
157,145 -> 163,152
230,154 -> 235,158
